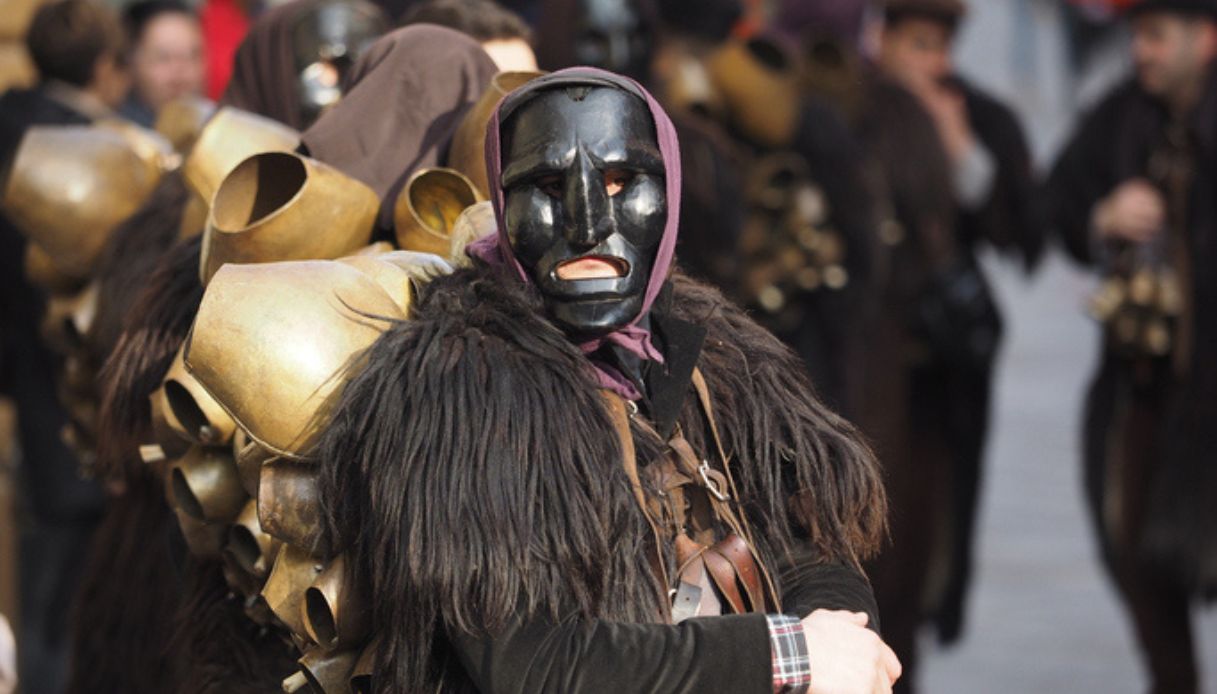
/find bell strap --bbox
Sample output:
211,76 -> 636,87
713,533 -> 768,612
666,427 -> 779,614
602,391 -> 671,618
668,434 -> 743,539
673,534 -> 769,618
689,368 -> 782,612
603,382 -> 782,616
690,368 -> 737,497
678,535 -> 745,615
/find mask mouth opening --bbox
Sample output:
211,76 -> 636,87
555,254 -> 630,281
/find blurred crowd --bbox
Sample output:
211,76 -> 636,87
0,0 -> 1213,693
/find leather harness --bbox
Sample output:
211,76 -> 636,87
604,368 -> 780,623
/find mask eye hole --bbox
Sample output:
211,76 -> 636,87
534,174 -> 563,199
605,169 -> 635,196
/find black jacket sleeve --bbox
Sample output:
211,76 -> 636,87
777,550 -> 880,630
451,612 -> 772,694
448,544 -> 880,694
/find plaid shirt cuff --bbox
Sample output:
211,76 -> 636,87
767,614 -> 811,694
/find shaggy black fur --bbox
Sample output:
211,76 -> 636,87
66,194 -> 204,694
318,263 -> 662,691
73,228 -> 297,693
162,561 -> 298,694
89,173 -> 191,363
94,233 -> 204,482
65,474 -> 181,694
316,264 -> 886,692
68,486 -> 290,694
1087,358 -> 1217,598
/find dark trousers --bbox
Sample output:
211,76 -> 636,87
17,521 -> 97,694
4,328 -> 103,694
1083,359 -> 1198,694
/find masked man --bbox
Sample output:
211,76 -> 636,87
221,0 -> 388,130
1047,1 -> 1217,691
534,0 -> 654,80
316,68 -> 900,693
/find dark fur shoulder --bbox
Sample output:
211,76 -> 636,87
666,272 -> 887,567
316,265 -> 660,693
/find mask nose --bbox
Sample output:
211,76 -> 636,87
563,150 -> 613,250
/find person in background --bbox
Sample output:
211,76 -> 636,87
645,0 -> 880,415
533,0 -> 655,80
851,1 -> 1042,689
0,0 -> 127,153
399,0 -> 537,71
1047,1 -> 1217,691
0,2 -> 126,692
877,0 -> 1043,275
119,0 -> 205,127
1064,0 -> 1138,73
221,0 -> 389,130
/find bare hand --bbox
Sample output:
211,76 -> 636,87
1093,179 -> 1165,244
801,610 -> 902,694
911,81 -> 975,164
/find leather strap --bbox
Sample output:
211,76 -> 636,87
691,369 -> 739,499
667,436 -> 777,613
715,534 -> 767,611
702,542 -> 748,614
681,533 -> 744,613
604,384 -> 782,619
690,368 -> 782,612
602,392 -> 671,616
667,434 -> 722,543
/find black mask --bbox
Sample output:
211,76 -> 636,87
291,0 -> 387,124
500,86 -> 666,338
573,0 -> 653,81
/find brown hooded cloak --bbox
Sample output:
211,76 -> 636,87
300,24 -> 497,228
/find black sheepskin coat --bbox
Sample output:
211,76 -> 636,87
318,263 -> 887,694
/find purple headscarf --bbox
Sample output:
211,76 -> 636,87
467,67 -> 682,400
